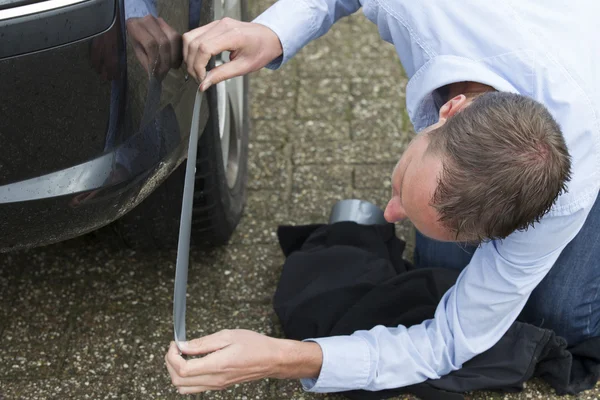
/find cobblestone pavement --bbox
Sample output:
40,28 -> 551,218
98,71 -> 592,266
1,1 -> 599,399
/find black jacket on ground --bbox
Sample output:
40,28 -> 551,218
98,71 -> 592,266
274,222 -> 600,400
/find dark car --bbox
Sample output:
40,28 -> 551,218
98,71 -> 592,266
0,0 -> 250,251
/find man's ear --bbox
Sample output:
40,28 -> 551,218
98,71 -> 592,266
439,95 -> 469,121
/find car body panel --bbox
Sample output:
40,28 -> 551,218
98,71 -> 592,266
0,0 -> 211,251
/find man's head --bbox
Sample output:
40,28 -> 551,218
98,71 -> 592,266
384,91 -> 571,243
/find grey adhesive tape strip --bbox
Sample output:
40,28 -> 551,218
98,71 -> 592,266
328,199 -> 388,225
173,88 -> 203,352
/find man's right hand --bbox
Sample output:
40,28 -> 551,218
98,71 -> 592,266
182,18 -> 283,91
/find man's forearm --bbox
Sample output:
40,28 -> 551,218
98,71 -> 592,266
274,339 -> 323,380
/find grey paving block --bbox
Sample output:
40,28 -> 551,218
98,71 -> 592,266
254,119 -> 352,143
293,140 -> 408,165
295,19 -> 403,79
250,94 -> 296,121
250,119 -> 289,143
293,165 -> 353,190
198,380 -> 272,400
244,189 -> 289,221
0,253 -> 22,334
350,76 -> 408,100
212,244 -> 284,303
70,257 -> 164,311
228,215 -> 281,246
247,142 -> 290,190
272,380 -> 345,399
248,0 -> 277,20
0,376 -> 129,400
121,373 -> 182,399
252,119 -> 351,143
351,114 -> 406,141
297,78 -> 351,121
250,71 -> 296,101
0,279 -> 76,378
249,66 -> 297,120
353,164 -> 395,190
351,100 -> 405,140
65,305 -> 169,376
349,75 -> 406,139
290,187 -> 353,224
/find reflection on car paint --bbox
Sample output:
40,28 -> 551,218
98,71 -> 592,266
0,0 -> 208,250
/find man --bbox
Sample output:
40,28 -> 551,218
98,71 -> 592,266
165,0 -> 600,395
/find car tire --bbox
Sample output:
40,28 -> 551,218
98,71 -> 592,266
114,0 -> 249,250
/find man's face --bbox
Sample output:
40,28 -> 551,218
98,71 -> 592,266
383,93 -> 475,242
384,129 -> 457,242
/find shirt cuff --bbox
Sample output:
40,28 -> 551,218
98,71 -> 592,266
300,335 -> 373,393
252,0 -> 319,70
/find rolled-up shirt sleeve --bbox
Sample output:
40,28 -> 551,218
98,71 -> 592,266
252,0 -> 361,69
301,206 -> 591,392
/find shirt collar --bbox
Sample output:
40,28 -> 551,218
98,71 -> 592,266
406,55 -> 519,132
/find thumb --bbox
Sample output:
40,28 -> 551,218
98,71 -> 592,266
200,59 -> 250,91
179,331 -> 232,355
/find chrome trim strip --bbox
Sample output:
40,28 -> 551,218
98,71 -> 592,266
0,0 -> 88,21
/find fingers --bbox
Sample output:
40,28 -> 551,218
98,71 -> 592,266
179,330 -> 233,355
201,58 -> 248,91
165,342 -> 226,389
182,20 -> 219,60
184,18 -> 243,83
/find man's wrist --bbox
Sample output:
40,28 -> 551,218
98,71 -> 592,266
272,338 -> 323,380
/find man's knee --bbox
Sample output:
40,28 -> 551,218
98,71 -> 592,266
521,283 -> 600,345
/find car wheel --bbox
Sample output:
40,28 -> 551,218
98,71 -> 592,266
114,0 -> 249,249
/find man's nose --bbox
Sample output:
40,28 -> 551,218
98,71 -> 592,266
384,197 -> 407,223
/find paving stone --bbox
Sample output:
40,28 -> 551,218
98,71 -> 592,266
290,187 -> 353,224
0,253 -> 22,334
251,119 -> 289,143
353,164 -> 395,189
297,78 -> 351,121
0,376 -> 129,400
351,113 -> 406,141
349,76 -> 407,140
350,76 -> 408,100
250,94 -> 296,120
199,380 -> 272,400
229,215 -> 281,246
248,142 -> 290,190
121,373 -> 182,399
252,119 -> 351,143
293,165 -> 353,190
249,66 -> 297,120
244,189 -> 289,221
250,71 -> 297,100
0,279 -> 76,378
271,380 -> 345,399
248,0 -> 277,21
296,18 -> 403,79
293,140 -> 408,165
213,244 -> 284,303
65,308 -> 140,376
68,253 -> 165,311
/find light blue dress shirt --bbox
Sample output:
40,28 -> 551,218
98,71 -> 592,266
254,0 -> 600,393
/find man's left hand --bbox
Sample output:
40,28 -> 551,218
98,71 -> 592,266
165,329 -> 323,394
